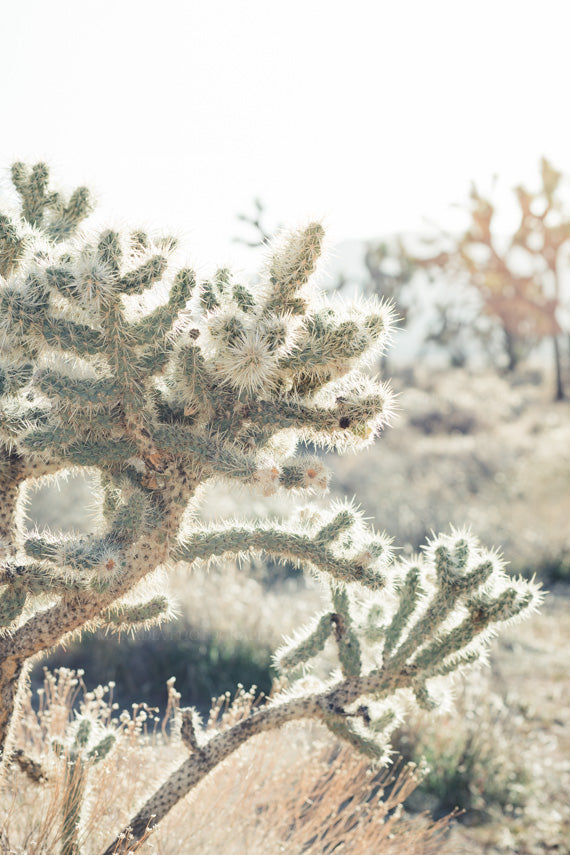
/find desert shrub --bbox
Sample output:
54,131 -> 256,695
529,550 -> 570,585
33,625 -> 274,714
393,676 -> 530,823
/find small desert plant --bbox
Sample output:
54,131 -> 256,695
393,676 -> 530,822
1,668 -> 161,853
1,668 -> 456,855
0,162 -> 541,851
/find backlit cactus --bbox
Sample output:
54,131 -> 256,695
0,163 -> 541,851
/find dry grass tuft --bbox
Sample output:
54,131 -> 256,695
152,730 -> 454,855
0,669 -> 455,854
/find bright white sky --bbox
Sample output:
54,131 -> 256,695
2,0 -> 570,274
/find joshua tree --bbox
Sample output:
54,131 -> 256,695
0,163 -> 540,852
410,158 -> 569,397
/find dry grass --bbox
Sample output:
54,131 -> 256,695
0,669 -> 455,854
1,669 -> 167,853
152,731 -> 453,855
169,559 -> 322,652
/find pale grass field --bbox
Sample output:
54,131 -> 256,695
1,670 -> 453,854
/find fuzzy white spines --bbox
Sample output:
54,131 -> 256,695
276,527 -> 540,691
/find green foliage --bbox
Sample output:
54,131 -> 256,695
35,625 -> 274,714
395,689 -> 530,822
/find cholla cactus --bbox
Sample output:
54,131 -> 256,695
0,163 -> 540,851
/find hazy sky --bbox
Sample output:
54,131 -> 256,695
3,0 -> 570,273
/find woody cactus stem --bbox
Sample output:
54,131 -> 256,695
0,164 -> 540,850
109,531 -> 538,851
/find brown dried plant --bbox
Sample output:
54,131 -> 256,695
0,669 -> 455,854
411,158 -> 569,397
